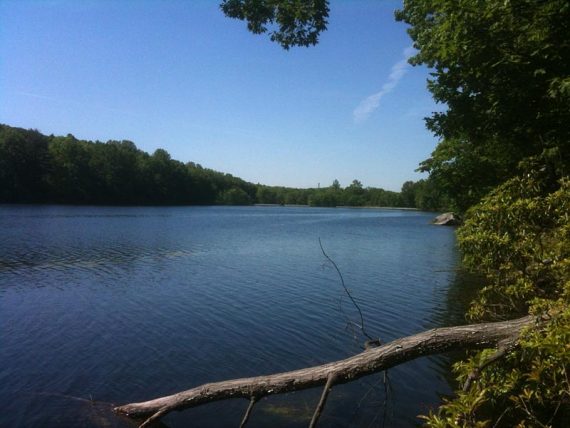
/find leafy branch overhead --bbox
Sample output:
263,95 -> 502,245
220,0 -> 330,49
397,0 -> 570,211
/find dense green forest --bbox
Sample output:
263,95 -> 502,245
0,124 -> 446,209
0,124 -> 255,205
222,0 -> 570,426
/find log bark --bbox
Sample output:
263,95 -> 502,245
115,315 -> 536,426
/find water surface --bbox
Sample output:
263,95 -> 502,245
0,205 -> 475,427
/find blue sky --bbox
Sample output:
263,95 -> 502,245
0,0 -> 442,191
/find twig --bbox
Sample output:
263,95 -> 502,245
338,292 -> 360,348
351,374 -> 389,427
318,238 -> 374,341
140,408 -> 168,428
309,374 -> 336,428
463,340 -> 516,392
319,238 -> 391,426
239,396 -> 257,428
492,407 -> 510,428
519,397 -> 549,428
352,376 -> 384,418
33,392 -> 112,406
546,399 -> 563,427
380,370 -> 392,428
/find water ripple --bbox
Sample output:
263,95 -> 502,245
0,205 -> 472,427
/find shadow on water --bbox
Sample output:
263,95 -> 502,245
427,266 -> 487,406
8,392 -> 142,428
440,268 -> 486,327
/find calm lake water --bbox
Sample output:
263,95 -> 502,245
0,205 -> 477,427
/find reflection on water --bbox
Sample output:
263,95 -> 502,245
0,205 -> 481,427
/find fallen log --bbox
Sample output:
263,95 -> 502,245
115,315 -> 537,427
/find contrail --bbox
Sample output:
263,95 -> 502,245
353,46 -> 415,123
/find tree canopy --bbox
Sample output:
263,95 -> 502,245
396,0 -> 570,210
220,0 -> 329,49
0,124 -> 424,209
0,124 -> 257,206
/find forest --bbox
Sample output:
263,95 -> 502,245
0,123 -> 444,210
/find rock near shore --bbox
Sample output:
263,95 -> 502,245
432,212 -> 461,226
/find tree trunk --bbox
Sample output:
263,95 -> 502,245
115,315 -> 536,427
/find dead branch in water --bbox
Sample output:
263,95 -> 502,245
115,315 -> 539,427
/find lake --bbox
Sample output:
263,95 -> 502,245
0,205 -> 477,427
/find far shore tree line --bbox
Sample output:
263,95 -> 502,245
0,124 -> 447,210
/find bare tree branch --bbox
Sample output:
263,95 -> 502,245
309,374 -> 336,427
318,237 -> 375,342
239,396 -> 257,428
462,338 -> 518,392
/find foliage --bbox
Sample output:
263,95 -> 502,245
423,169 -> 570,427
0,124 -> 256,206
220,0 -> 329,49
397,0 -> 570,210
218,187 -> 253,205
400,180 -> 417,207
423,306 -> 570,428
0,125 -> 50,202
307,187 -> 340,207
395,0 -> 570,424
254,180 -> 412,209
398,178 -> 452,212
417,136 -> 514,212
459,164 -> 569,322
1,125 -> 421,209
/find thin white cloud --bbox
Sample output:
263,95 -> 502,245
353,46 -> 415,123
17,91 -> 61,101
17,90 -> 133,115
